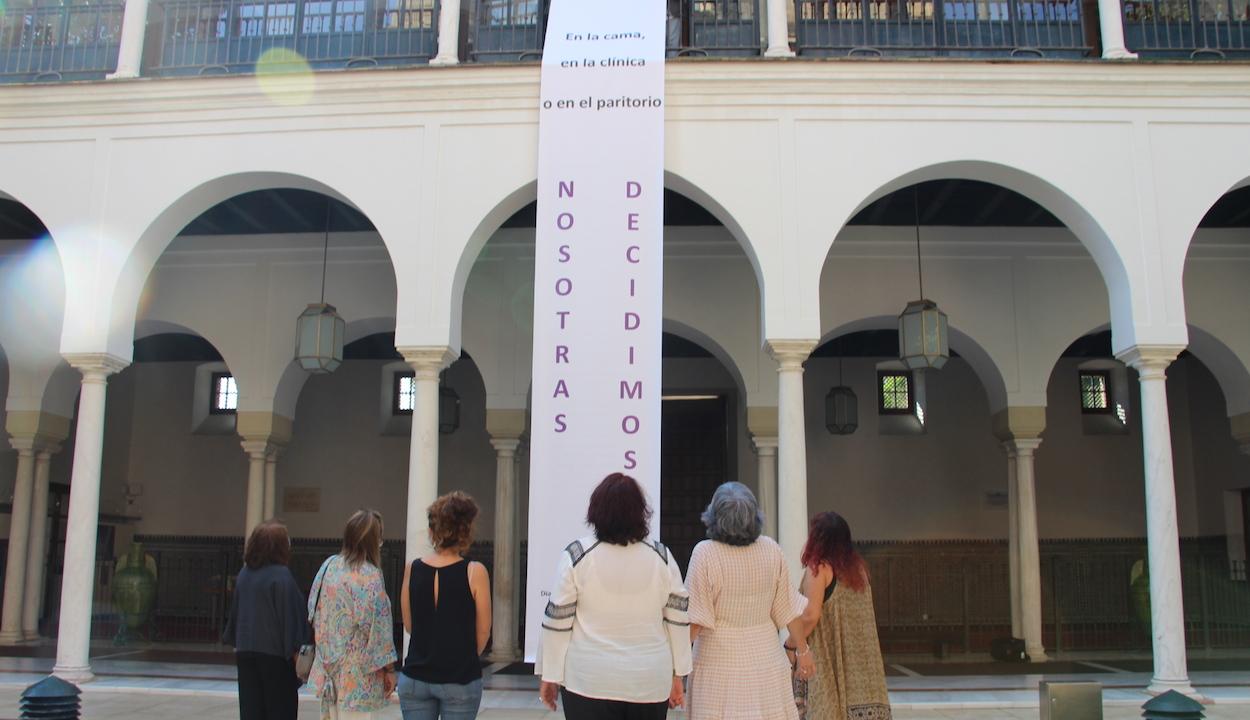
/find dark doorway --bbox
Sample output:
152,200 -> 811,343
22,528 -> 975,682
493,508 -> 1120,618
1243,488 -> 1249,568
660,396 -> 730,574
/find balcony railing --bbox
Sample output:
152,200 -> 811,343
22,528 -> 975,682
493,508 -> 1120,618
1122,0 -> 1250,57
148,0 -> 440,75
794,0 -> 1093,57
468,0 -> 763,63
0,1 -> 124,83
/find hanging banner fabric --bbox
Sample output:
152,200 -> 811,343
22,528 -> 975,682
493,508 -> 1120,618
524,0 -> 666,662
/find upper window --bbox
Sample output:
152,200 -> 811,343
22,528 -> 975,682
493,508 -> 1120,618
1079,370 -> 1111,414
394,371 -> 416,415
211,373 -> 238,414
878,371 -> 913,414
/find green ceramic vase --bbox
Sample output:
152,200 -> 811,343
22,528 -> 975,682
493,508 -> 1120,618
111,543 -> 156,642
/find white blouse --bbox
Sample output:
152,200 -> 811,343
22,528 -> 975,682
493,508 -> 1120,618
540,536 -> 693,703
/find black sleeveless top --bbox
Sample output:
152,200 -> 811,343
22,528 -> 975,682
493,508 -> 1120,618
402,559 -> 482,684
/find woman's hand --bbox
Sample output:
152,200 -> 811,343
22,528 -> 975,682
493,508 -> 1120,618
539,680 -> 560,711
668,676 -> 686,709
795,649 -> 816,681
382,669 -> 397,697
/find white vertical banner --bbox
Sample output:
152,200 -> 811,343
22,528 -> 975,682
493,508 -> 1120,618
525,0 -> 666,662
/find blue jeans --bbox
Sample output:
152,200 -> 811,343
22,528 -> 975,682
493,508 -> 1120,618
398,674 -> 483,720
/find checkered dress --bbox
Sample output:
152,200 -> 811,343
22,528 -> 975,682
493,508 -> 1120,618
686,537 -> 806,720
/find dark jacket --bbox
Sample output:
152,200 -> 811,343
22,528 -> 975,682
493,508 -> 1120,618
223,564 -> 309,657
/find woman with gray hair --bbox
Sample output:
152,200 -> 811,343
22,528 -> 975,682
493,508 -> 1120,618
686,482 -> 814,720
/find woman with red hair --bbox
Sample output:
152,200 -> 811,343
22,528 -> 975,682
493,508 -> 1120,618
789,511 -> 891,720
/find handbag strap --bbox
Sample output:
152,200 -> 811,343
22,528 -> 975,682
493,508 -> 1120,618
310,556 -> 332,623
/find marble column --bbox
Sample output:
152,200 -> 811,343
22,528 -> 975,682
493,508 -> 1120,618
1096,0 -> 1138,59
489,437 -> 520,661
430,0 -> 463,66
0,441 -> 37,644
1004,444 -> 1022,640
400,348 -> 456,563
768,340 -> 816,581
54,353 -> 128,683
1009,438 -> 1046,661
107,0 -> 151,79
23,447 -> 57,640
1118,346 -> 1195,696
242,441 -> 270,536
263,446 -> 283,520
753,436 -> 779,541
764,0 -> 795,57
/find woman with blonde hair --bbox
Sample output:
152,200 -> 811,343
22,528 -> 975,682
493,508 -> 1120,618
308,509 -> 398,720
398,491 -> 492,720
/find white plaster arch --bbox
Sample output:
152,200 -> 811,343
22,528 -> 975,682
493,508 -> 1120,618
89,172 -> 399,361
818,316 -> 1008,414
445,171 -> 769,353
0,197 -> 71,419
1185,324 -> 1250,418
807,161 -> 1149,353
662,319 -> 749,402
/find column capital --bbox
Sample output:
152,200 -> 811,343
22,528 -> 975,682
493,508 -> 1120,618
62,352 -> 129,381
486,408 -> 527,440
240,439 -> 276,459
1003,437 -> 1043,456
751,435 -> 778,454
236,411 -> 293,446
5,411 -> 72,451
490,438 -> 521,455
766,339 -> 817,369
398,346 -> 457,378
1116,345 -> 1184,378
991,406 -> 1046,442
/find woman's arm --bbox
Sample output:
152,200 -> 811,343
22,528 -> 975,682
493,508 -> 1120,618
400,559 -> 412,635
468,561 -> 492,656
794,565 -> 830,638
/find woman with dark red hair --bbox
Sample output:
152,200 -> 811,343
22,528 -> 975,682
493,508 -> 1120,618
789,511 -> 891,720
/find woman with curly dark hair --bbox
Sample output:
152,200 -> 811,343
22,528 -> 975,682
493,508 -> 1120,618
398,491 -> 492,720
789,511 -> 891,720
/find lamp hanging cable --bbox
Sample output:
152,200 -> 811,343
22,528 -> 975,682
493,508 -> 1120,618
320,198 -> 331,305
913,184 -> 924,300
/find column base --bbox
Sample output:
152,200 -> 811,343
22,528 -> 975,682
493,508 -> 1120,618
764,47 -> 796,58
429,56 -> 460,67
487,649 -> 521,663
0,630 -> 25,645
52,664 -> 94,684
21,631 -> 40,642
1147,677 -> 1200,698
105,70 -> 139,80
1102,48 -> 1139,60
1026,648 -> 1049,663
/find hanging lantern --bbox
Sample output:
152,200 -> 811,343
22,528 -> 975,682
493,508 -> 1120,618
296,199 -> 344,374
295,303 -> 345,373
898,184 -> 950,370
439,385 -> 461,434
825,386 -> 858,435
898,299 -> 948,370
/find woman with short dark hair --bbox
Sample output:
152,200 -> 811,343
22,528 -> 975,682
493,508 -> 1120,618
686,482 -> 813,720
539,473 -> 692,720
308,509 -> 398,720
398,491 -> 492,720
224,519 -> 308,720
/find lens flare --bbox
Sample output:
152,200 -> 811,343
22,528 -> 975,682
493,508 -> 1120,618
0,236 -> 66,369
255,48 -> 315,107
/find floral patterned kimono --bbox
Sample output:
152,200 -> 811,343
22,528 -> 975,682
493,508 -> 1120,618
308,554 -> 397,719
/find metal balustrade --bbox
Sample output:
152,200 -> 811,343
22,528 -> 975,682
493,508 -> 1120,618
1122,0 -> 1250,57
794,0 -> 1092,57
0,1 -> 123,83
469,0 -> 762,63
148,0 -> 439,75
